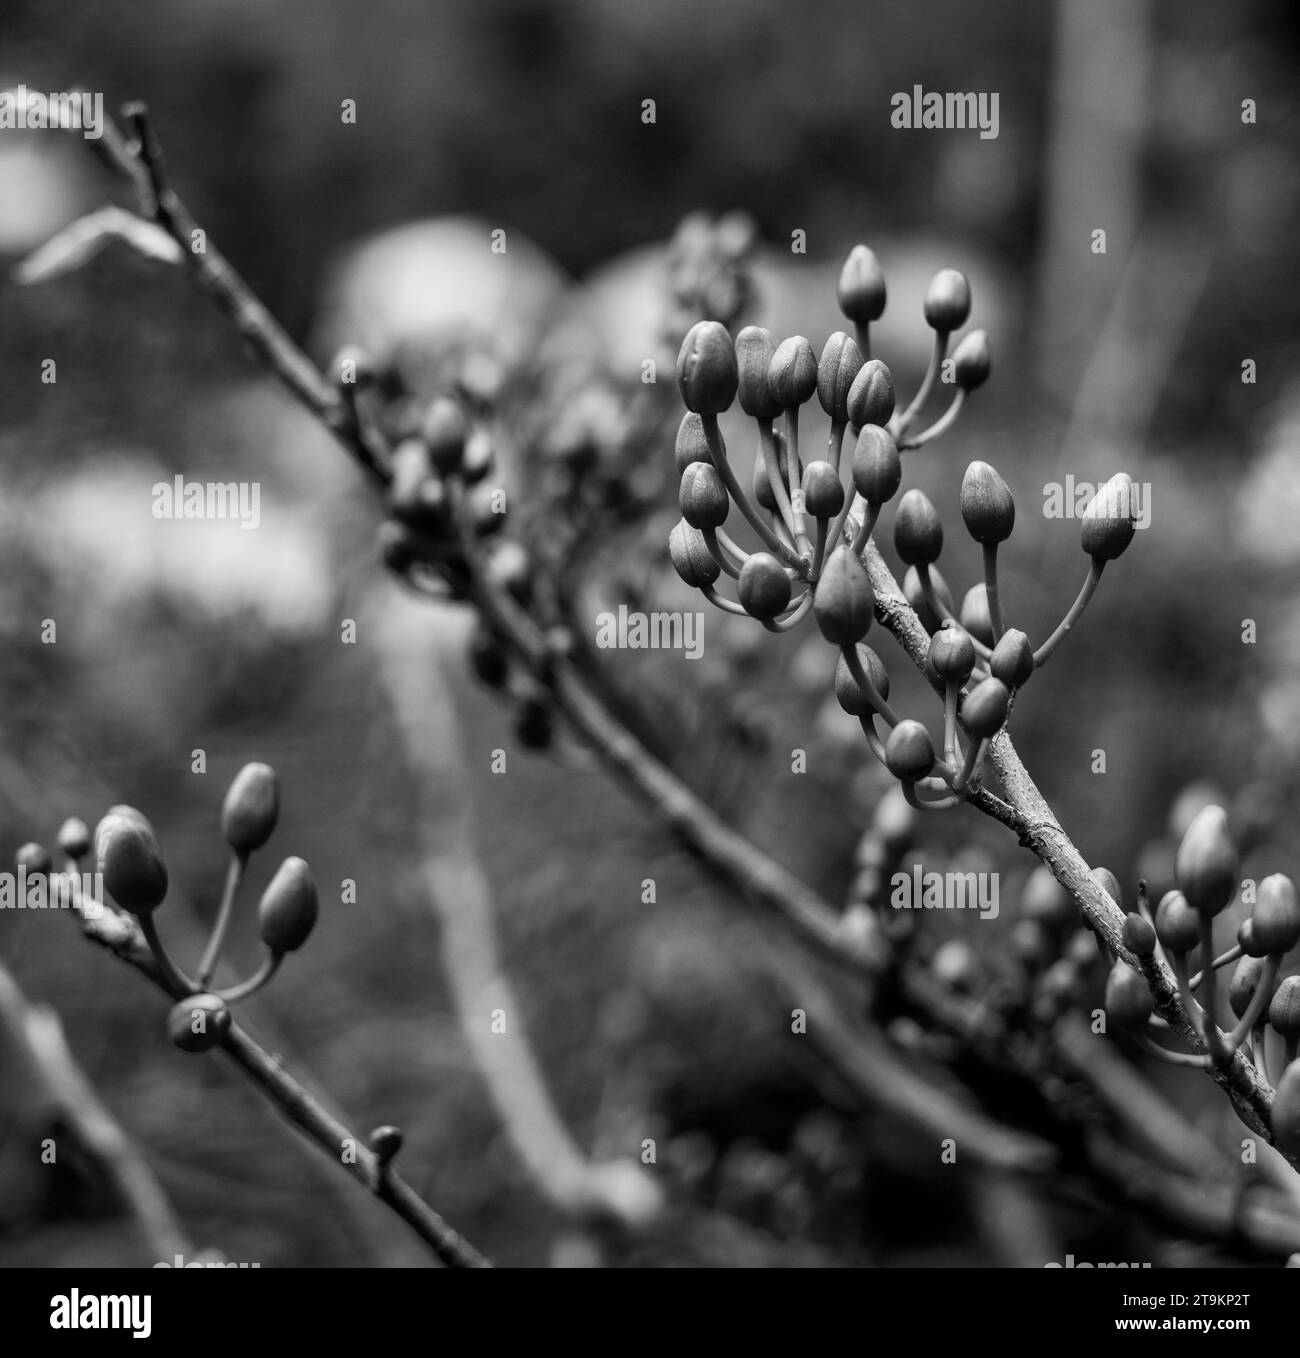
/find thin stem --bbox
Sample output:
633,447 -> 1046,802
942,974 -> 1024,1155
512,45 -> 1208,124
858,715 -> 888,766
701,584 -> 750,617
853,322 -> 870,361
761,593 -> 814,633
1196,916 -> 1227,1064
902,782 -> 963,812
215,948 -> 283,1004
942,682 -> 960,767
951,738 -> 990,796
138,914 -> 195,998
898,389 -> 966,450
892,331 -> 947,436
1134,1034 -> 1213,1069
1225,955 -> 1281,1053
809,517 -> 829,583
783,407 -> 812,556
702,415 -> 805,572
1032,558 -> 1105,668
849,500 -> 881,559
1189,943 -> 1243,991
828,418 -> 847,472
757,419 -> 798,540
702,527 -> 744,579
841,643 -> 902,728
982,544 -> 1006,643
196,851 -> 246,988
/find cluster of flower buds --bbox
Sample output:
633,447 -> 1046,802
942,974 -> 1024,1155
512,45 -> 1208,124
669,243 -> 1140,810
1098,805 -> 1300,1154
18,764 -> 319,1054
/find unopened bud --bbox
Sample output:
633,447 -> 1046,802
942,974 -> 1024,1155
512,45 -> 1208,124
676,320 -> 738,415
817,332 -> 864,422
1154,889 -> 1199,954
846,358 -> 895,429
95,810 -> 168,915
768,336 -> 818,409
679,462 -> 730,529
989,629 -> 1034,688
1081,473 -> 1139,561
221,763 -> 279,855
258,856 -> 319,954
668,519 -> 721,589
1252,873 -> 1300,955
923,269 -> 971,332
836,245 -> 887,325
952,329 -> 991,391
960,677 -> 1010,739
167,994 -> 232,1053
884,720 -> 935,781
959,460 -> 1015,545
737,553 -> 792,620
801,461 -> 844,520
421,398 -> 468,474
57,817 -> 90,860
1269,976 -> 1300,1039
902,564 -> 955,631
1122,912 -> 1157,956
674,412 -> 711,474
1174,805 -> 1237,918
735,327 -> 783,420
834,645 -> 890,715
1104,962 -> 1153,1032
813,546 -> 874,644
851,426 -> 901,504
16,842 -> 53,876
959,584 -> 994,648
893,489 -> 944,566
1230,954 -> 1272,1020
1091,867 -> 1124,911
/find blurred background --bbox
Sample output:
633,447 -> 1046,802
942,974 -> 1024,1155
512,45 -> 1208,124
0,0 -> 1298,1267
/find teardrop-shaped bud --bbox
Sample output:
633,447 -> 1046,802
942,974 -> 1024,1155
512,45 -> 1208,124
1268,976 -> 1300,1038
1238,916 -> 1267,958
1252,873 -> 1300,955
737,553 -> 792,620
959,584 -> 995,648
58,817 -> 90,860
1081,473 -> 1138,561
894,489 -> 944,566
1230,954 -> 1272,1020
884,720 -> 935,781
836,245 -> 887,324
1104,962 -> 1153,1031
817,332 -> 864,422
674,412 -> 711,474
989,628 -> 1034,688
167,993 -> 232,1053
1122,912 -> 1157,957
1022,865 -> 1073,932
923,269 -> 971,332
679,462 -> 730,529
846,359 -> 896,429
834,645 -> 890,715
801,461 -> 844,520
17,842 -> 53,877
221,763 -> 280,855
1154,889 -> 1200,954
1174,805 -> 1237,918
1091,867 -> 1124,911
927,623 -> 974,686
960,461 -> 1015,545
258,856 -> 319,954
95,810 -> 168,915
735,326 -> 783,420
814,546 -> 875,644
676,321 -> 738,415
421,397 -> 469,474
960,677 -> 1010,739
902,564 -> 955,631
1270,1060 -> 1300,1157
668,519 -> 721,589
952,329 -> 991,392
485,541 -> 533,605
851,426 -> 901,504
768,336 -> 818,409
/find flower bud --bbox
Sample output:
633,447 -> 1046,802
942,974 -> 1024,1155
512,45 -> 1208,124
801,461 -> 844,520
929,622 -> 976,683
1091,867 -> 1124,911
960,460 -> 1015,545
17,842 -> 53,876
1250,873 -> 1300,955
167,993 -> 232,1053
836,245 -> 886,324
1238,917 -> 1268,958
902,564 -> 955,631
675,412 -> 712,474
679,462 -> 730,529
834,645 -> 890,715
817,332 -> 864,422
851,426 -> 901,504
814,546 -> 874,644
95,810 -> 168,914
668,519 -> 721,589
57,817 -> 90,860
421,397 -> 468,474
734,326 -> 783,420
1228,955 -> 1269,1019
1154,889 -> 1199,954
676,320 -> 738,414
952,329 -> 991,391
846,359 -> 895,429
1081,473 -> 1138,561
1269,976 -> 1300,1039
461,428 -> 494,484
893,489 -> 944,566
989,629 -> 1034,689
768,336 -> 818,409
737,553 -> 792,620
1273,1061 -> 1300,1157
1022,865 -> 1073,932
923,269 -> 971,332
221,763 -> 279,855
1174,805 -> 1237,918
959,584 -> 995,648
1105,962 -> 1153,1032
486,541 -> 533,605
885,720 -> 935,781
961,677 -> 1010,739
390,438 -> 439,527
931,939 -> 980,994
258,856 -> 319,954
1122,912 -> 1157,956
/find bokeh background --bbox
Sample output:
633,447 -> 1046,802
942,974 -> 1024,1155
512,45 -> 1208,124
0,0 -> 1298,1267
